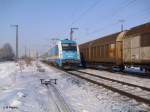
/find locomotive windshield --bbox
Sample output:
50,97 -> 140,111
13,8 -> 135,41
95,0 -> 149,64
62,43 -> 77,51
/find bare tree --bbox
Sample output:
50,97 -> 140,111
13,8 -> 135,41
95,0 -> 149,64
0,43 -> 15,60
0,48 -> 3,61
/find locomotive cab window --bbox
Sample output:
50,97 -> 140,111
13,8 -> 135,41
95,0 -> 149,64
62,43 -> 77,51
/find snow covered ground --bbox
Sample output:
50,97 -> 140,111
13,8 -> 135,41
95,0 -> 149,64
0,62 -> 17,89
41,63 -> 150,112
0,61 -> 65,112
79,68 -> 150,88
0,61 -> 149,112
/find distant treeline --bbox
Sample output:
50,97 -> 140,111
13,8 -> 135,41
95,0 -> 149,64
0,43 -> 15,61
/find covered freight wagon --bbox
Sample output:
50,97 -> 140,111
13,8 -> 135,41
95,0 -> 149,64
80,22 -> 150,72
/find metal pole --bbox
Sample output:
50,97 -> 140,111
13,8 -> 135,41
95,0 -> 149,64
29,48 -> 30,58
10,25 -> 19,61
118,20 -> 125,32
36,50 -> 39,59
16,25 -> 18,60
121,24 -> 123,32
25,46 -> 27,57
70,28 -> 73,40
70,28 -> 78,40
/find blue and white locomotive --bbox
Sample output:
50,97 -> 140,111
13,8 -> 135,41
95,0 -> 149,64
47,39 -> 80,68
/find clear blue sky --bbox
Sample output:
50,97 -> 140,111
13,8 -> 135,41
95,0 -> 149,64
0,0 -> 150,56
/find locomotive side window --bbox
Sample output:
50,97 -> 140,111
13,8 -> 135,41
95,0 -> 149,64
141,33 -> 150,47
49,45 -> 58,57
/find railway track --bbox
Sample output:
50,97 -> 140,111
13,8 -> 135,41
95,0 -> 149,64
40,78 -> 72,112
42,62 -> 150,105
87,66 -> 150,78
46,84 -> 72,112
66,69 -> 150,105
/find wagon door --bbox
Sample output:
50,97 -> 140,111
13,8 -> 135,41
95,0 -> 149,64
123,35 -> 141,64
131,35 -> 141,63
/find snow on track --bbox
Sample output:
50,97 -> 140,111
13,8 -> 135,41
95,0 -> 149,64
67,70 -> 150,105
42,63 -> 150,112
79,69 -> 150,88
46,84 -> 72,112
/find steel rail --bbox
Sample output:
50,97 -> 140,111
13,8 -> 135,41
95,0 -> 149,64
76,70 -> 150,92
46,85 -> 72,112
66,70 -> 150,105
42,62 -> 150,105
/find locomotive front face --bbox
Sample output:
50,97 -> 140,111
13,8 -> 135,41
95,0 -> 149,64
62,43 -> 78,59
62,43 -> 79,60
61,41 -> 80,66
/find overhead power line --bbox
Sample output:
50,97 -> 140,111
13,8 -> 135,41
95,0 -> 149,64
56,0 -> 103,39
70,0 -> 103,26
57,0 -> 137,40
109,0 -> 137,19
87,0 -> 137,36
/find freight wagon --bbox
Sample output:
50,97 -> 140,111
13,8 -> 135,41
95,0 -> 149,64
80,23 -> 150,73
